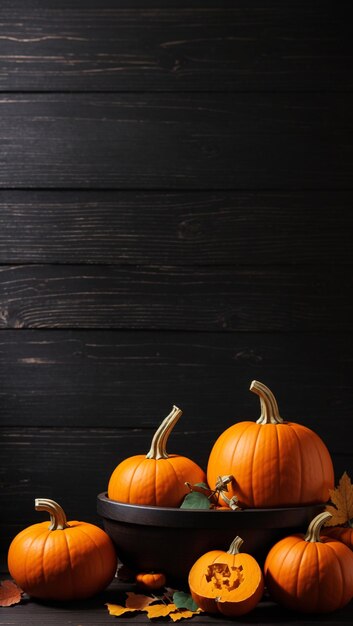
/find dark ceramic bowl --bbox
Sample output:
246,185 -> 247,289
97,493 -> 323,584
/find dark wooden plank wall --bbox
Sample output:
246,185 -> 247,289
0,1 -> 352,551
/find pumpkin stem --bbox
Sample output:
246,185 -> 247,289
35,498 -> 69,530
250,380 -> 284,425
227,536 -> 244,555
304,511 -> 332,542
145,405 -> 182,460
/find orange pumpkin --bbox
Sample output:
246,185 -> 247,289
108,405 -> 206,507
207,381 -> 334,507
7,498 -> 117,601
264,512 -> 353,613
323,525 -> 353,550
135,571 -> 166,590
188,536 -> 264,616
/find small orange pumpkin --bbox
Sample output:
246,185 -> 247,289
7,498 -> 117,601
188,536 -> 264,616
264,511 -> 353,613
108,405 -> 206,507
135,571 -> 166,590
207,380 -> 334,507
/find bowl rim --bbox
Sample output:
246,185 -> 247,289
97,492 -> 324,530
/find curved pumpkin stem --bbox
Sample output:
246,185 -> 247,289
227,536 -> 244,555
35,498 -> 69,530
250,380 -> 284,425
304,511 -> 332,543
146,405 -> 182,460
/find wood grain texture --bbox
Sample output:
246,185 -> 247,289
0,0 -> 351,92
0,570 -> 352,626
0,427 -> 351,551
0,264 -> 352,331
0,330 -> 352,442
1,190 -> 353,265
0,93 -> 352,189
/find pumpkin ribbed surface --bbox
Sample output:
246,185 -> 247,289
265,535 -> 353,612
108,406 -> 206,507
207,381 -> 334,507
207,420 -> 334,507
7,500 -> 117,601
108,453 -> 206,507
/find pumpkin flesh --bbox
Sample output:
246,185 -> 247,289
189,539 -> 264,616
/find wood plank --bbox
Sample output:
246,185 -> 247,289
0,264 -> 351,331
0,573 -> 352,626
0,427 -> 351,553
0,93 -> 352,189
0,330 -> 352,436
0,190 -> 353,265
0,1 -> 351,92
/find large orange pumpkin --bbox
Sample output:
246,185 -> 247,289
264,511 -> 353,613
207,380 -> 334,507
188,536 -> 264,616
108,405 -> 206,507
7,498 -> 117,600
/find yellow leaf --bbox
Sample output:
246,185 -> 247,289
125,592 -> 155,609
106,603 -> 138,616
170,609 -> 203,621
325,472 -> 353,526
145,603 -> 178,619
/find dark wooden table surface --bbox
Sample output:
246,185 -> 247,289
1,560 -> 353,626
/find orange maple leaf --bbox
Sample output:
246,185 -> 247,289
0,580 -> 23,607
325,472 -> 353,526
145,602 -> 178,619
106,590 -> 202,621
125,592 -> 155,609
170,609 -> 203,621
106,603 -> 138,617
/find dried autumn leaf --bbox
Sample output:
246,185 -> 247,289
170,609 -> 202,622
145,602 -> 178,619
125,592 -> 155,609
106,603 -> 138,617
164,587 -> 178,602
0,580 -> 22,607
325,471 -> 353,526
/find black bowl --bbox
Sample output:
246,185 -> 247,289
97,493 -> 323,584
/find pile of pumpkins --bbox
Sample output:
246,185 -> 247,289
7,380 -> 353,616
